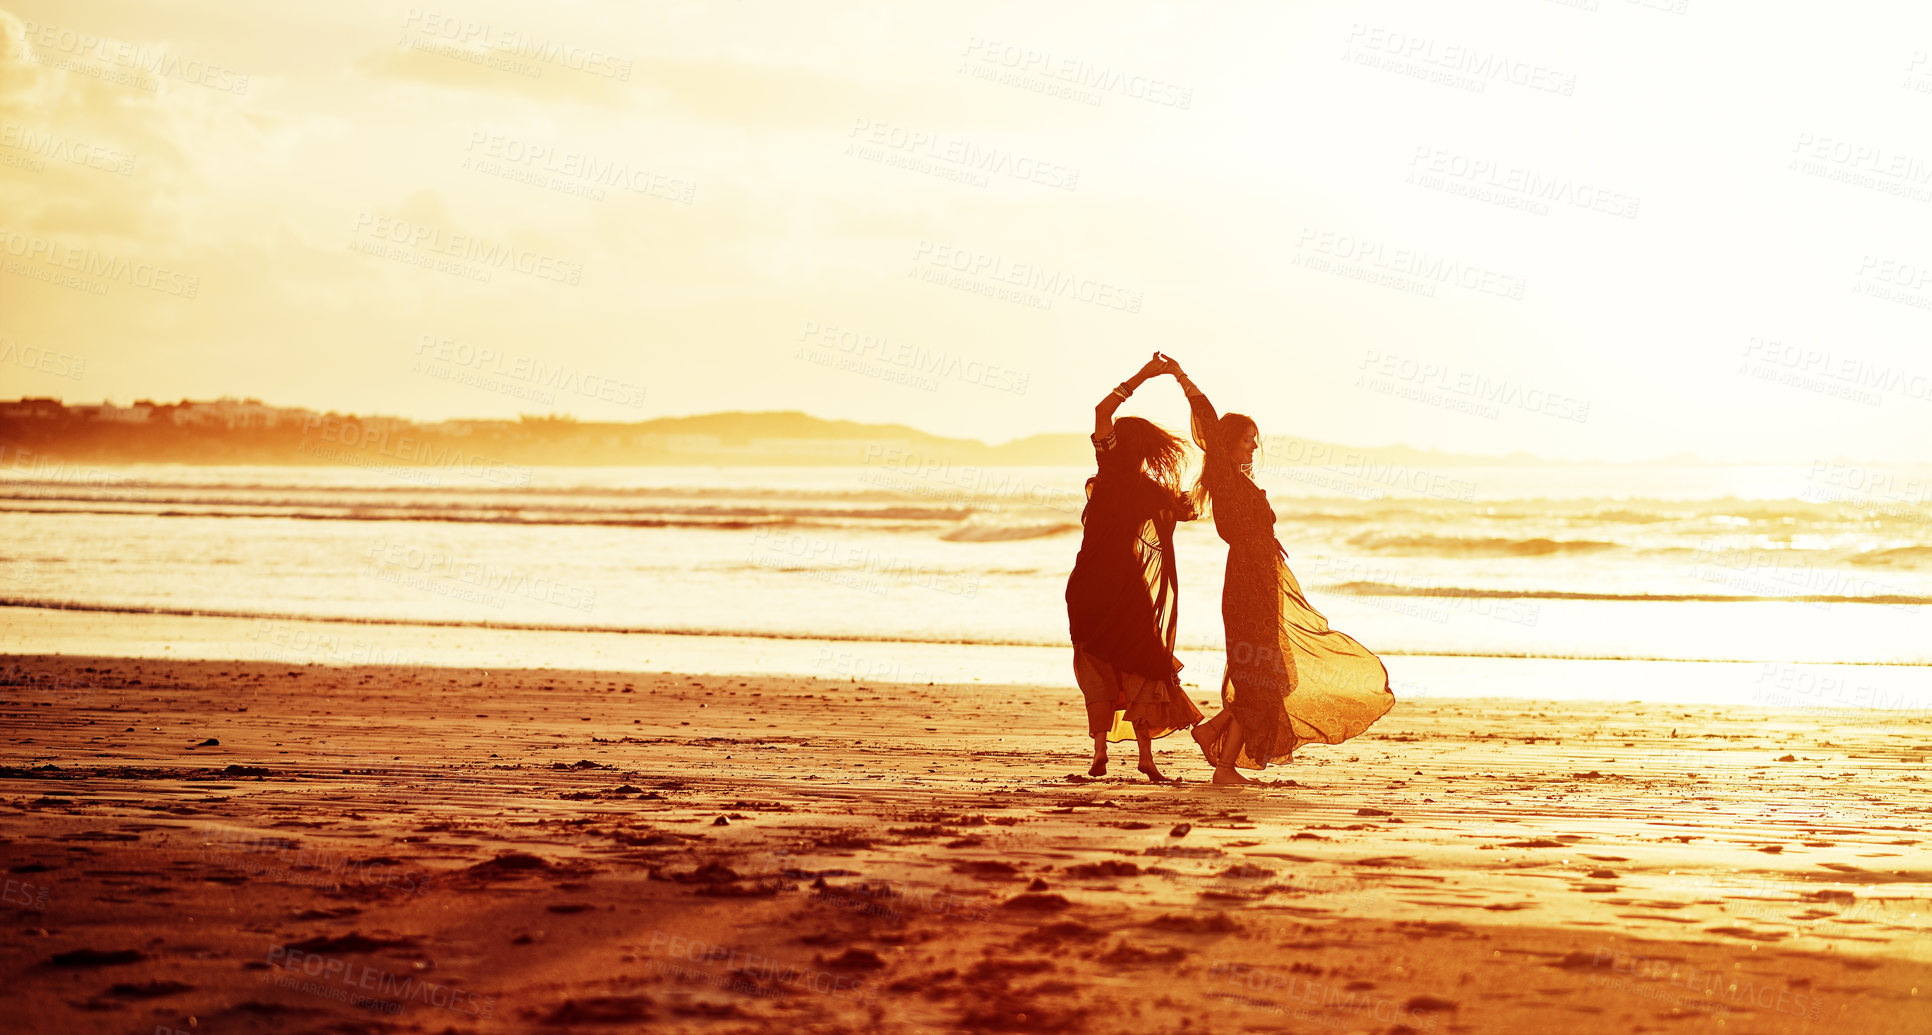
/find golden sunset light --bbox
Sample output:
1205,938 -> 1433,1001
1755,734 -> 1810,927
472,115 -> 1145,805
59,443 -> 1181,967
2,1 -> 1929,459
3,4 -> 1929,1034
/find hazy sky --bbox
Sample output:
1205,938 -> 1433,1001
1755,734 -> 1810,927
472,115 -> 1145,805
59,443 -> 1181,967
2,1 -> 1930,461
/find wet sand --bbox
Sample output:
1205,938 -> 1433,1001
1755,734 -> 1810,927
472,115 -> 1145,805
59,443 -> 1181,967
1,654 -> 1928,1034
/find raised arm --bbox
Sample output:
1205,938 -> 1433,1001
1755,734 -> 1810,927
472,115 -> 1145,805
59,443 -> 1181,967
1094,352 -> 1172,438
1163,354 -> 1218,451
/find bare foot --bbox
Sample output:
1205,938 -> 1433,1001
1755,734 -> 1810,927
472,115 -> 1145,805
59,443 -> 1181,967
1191,726 -> 1217,766
1088,757 -> 1107,778
1211,767 -> 1252,786
1137,761 -> 1169,783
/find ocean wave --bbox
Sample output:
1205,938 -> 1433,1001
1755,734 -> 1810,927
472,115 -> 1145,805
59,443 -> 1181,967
0,504 -> 825,530
1850,546 -> 1932,567
1328,581 -> 1932,605
0,479 -> 1076,510
1347,533 -> 1619,556
0,502 -> 992,531
0,478 -> 994,499
5,598 -> 1928,667
1588,508 -> 1681,524
939,519 -> 1080,542
0,493 -> 973,518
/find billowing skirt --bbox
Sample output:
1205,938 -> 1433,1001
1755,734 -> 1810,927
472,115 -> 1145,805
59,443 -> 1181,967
1072,645 -> 1204,742
1195,544 -> 1393,769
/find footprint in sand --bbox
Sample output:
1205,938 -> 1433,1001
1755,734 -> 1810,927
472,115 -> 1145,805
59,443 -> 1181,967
1145,912 -> 1240,934
1097,942 -> 1185,965
47,948 -> 145,967
107,981 -> 193,999
820,947 -> 887,971
1062,861 -> 1139,879
281,933 -> 419,953
952,860 -> 1023,881
1002,893 -> 1072,911
544,995 -> 655,1024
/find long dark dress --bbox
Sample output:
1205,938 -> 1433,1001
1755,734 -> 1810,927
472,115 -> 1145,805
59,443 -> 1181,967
1064,427 -> 1204,741
1186,392 -> 1394,769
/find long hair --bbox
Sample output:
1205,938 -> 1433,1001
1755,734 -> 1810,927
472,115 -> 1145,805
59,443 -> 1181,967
1190,411 -> 1259,516
1109,416 -> 1188,495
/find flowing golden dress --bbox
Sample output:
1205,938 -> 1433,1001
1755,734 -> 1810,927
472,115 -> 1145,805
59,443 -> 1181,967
1064,428 -> 1204,741
1187,392 -> 1394,769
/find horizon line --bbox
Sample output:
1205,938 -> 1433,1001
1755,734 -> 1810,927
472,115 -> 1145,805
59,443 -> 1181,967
1,394 -> 1918,468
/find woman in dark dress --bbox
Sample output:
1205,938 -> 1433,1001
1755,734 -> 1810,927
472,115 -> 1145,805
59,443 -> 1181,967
1065,353 -> 1203,782
1169,358 -> 1394,785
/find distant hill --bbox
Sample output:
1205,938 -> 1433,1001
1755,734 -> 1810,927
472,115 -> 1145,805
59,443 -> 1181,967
1,400 -> 1578,467
564,410 -> 1564,466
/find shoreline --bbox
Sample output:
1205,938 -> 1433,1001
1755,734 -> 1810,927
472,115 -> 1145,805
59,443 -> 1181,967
5,605 -> 1930,713
3,653 -> 1928,1032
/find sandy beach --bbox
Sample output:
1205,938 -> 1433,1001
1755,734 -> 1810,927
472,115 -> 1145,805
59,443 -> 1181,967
10,0 -> 1932,1030
2,653 -> 1927,1034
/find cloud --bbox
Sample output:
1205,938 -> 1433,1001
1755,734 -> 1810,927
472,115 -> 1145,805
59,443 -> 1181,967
0,8 -> 208,243
623,57 -> 875,127
0,9 -> 36,101
355,40 -> 631,108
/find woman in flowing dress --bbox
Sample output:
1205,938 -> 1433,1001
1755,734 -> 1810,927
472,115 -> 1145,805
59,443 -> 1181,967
1065,353 -> 1204,782
1168,357 -> 1394,785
